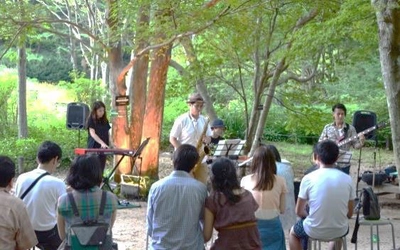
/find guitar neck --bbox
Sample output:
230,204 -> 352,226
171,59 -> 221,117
338,125 -> 377,147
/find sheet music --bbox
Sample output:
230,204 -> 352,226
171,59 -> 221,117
336,151 -> 352,164
213,139 -> 245,157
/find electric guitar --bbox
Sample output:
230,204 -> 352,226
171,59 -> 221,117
337,121 -> 389,147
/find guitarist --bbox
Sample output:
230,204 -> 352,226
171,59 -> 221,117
318,103 -> 365,174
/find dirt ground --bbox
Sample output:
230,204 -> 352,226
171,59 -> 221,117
108,152 -> 400,250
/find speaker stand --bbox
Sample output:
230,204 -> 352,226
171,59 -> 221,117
77,130 -> 81,148
355,147 -> 362,198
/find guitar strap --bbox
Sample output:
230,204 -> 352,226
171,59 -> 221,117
343,123 -> 349,139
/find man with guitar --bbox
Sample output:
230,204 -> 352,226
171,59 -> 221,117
318,103 -> 365,174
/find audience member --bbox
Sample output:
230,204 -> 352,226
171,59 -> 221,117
14,141 -> 66,250
289,140 -> 355,250
57,155 -> 118,247
204,157 -> 261,249
147,144 -> 207,250
241,146 -> 287,250
0,156 -> 38,250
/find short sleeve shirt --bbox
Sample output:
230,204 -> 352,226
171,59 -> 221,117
170,113 -> 212,148
205,190 -> 258,230
0,188 -> 38,250
87,116 -> 111,148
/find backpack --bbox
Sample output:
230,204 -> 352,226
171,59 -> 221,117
351,187 -> 380,244
64,191 -> 113,250
361,187 -> 380,220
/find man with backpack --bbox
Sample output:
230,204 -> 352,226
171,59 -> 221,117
14,141 -> 66,250
289,140 -> 356,250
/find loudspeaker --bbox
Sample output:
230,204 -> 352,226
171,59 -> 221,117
352,110 -> 377,140
66,102 -> 90,129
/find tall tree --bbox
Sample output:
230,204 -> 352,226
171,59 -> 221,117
17,0 -> 28,173
106,0 -> 131,180
372,0 -> 400,188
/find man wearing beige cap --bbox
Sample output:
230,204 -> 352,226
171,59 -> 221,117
169,93 -> 212,184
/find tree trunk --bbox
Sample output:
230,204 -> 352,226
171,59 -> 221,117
17,45 -> 27,173
249,60 -> 285,155
372,0 -> 400,189
106,0 -> 130,181
140,44 -> 172,178
124,4 -> 150,179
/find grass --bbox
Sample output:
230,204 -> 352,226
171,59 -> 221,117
266,141 -> 395,179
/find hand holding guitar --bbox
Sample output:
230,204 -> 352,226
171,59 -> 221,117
337,121 -> 388,148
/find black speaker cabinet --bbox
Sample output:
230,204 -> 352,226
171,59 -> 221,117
352,110 -> 377,140
66,102 -> 90,130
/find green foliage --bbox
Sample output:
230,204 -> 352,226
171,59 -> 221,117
0,77 -> 87,172
215,99 -> 247,139
27,57 -> 73,83
0,69 -> 17,136
58,72 -> 108,105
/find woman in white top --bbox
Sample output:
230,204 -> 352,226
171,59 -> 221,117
241,146 -> 287,250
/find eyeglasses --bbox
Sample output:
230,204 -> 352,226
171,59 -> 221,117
191,103 -> 204,109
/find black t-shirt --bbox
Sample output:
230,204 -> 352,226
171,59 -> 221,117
87,116 -> 111,148
210,136 -> 224,149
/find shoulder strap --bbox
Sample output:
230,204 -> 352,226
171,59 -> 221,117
20,172 -> 50,200
68,190 -> 107,219
68,192 -> 80,217
344,123 -> 350,138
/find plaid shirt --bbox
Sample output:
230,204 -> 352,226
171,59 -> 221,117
58,187 -> 118,230
0,187 -> 38,250
319,123 -> 361,151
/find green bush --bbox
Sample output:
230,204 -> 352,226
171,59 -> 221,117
58,71 -> 108,105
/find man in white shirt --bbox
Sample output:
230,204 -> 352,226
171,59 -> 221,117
15,141 -> 66,250
169,93 -> 212,184
289,140 -> 355,250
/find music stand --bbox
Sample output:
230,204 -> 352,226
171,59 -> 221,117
131,137 -> 150,176
213,139 -> 245,159
337,151 -> 352,166
101,137 -> 150,192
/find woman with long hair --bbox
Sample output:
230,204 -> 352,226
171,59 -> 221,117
86,101 -> 111,171
203,157 -> 261,250
241,146 -> 287,250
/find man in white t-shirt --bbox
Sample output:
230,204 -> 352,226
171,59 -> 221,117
15,141 -> 66,250
169,93 -> 212,184
289,140 -> 355,250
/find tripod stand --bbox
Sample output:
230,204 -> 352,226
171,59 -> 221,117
355,138 -> 379,198
101,137 -> 150,192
